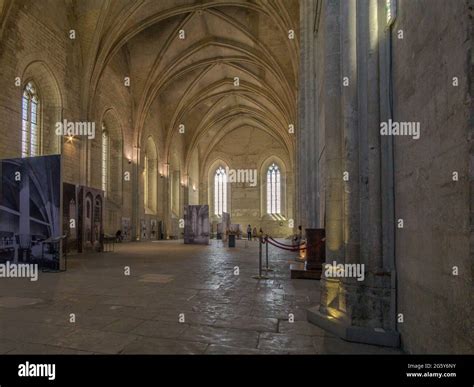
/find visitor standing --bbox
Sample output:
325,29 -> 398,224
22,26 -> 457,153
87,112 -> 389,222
252,227 -> 257,241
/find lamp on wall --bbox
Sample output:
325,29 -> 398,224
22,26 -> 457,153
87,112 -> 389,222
181,174 -> 189,188
162,162 -> 170,178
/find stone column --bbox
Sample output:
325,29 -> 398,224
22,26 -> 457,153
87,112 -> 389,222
323,0 -> 343,263
297,0 -> 308,230
341,0 -> 359,265
162,163 -> 170,238
364,0 -> 383,270
182,174 -> 189,208
306,0 -> 317,229
298,0 -> 321,232
131,145 -> 140,241
307,0 -> 399,347
377,0 -> 397,331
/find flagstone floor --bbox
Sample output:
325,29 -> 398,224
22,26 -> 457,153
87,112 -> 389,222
0,240 -> 401,354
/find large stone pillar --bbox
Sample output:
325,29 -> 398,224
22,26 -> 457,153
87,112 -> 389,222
306,1 -> 317,229
341,0 -> 360,265
377,0 -> 397,331
322,0 -> 343,263
367,0 -> 383,269
297,0 -> 308,230
298,0 -> 320,231
307,0 -> 399,347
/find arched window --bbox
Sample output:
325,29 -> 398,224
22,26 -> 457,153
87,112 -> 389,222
101,125 -> 109,196
21,81 -> 41,157
267,163 -> 281,214
214,166 -> 227,216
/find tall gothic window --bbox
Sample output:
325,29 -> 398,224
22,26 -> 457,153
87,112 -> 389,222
101,125 -> 109,196
21,82 -> 41,157
267,163 -> 281,214
214,166 -> 227,216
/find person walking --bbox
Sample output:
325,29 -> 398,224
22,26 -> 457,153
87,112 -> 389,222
246,224 -> 252,241
252,226 -> 257,241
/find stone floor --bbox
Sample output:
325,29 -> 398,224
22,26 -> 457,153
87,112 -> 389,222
0,240 -> 401,354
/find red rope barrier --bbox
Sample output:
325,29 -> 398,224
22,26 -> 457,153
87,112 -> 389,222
264,237 -> 306,251
267,236 -> 305,248
262,234 -> 325,252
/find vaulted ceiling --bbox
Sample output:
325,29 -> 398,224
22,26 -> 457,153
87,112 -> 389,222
9,0 -> 300,168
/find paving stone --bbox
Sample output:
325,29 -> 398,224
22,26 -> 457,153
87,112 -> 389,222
205,344 -> 285,355
121,337 -> 208,354
6,342 -> 93,354
179,325 -> 260,349
138,274 -> 174,283
0,321 -> 76,346
278,321 -> 335,337
0,296 -> 43,308
151,309 -> 217,325
54,328 -> 139,354
257,332 -> 316,352
102,317 -> 146,333
0,339 -> 18,354
213,316 -> 278,333
131,320 -> 187,340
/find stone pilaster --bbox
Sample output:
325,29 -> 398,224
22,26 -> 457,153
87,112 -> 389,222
131,145 -> 140,241
322,0 -> 344,264
298,0 -> 321,231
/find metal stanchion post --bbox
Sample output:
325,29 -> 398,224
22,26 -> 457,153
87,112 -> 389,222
262,237 -> 274,272
253,236 -> 269,279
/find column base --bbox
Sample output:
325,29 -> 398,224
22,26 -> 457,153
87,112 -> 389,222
307,304 -> 400,348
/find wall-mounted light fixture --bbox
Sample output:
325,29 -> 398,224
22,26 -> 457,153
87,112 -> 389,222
162,162 -> 170,178
66,135 -> 74,144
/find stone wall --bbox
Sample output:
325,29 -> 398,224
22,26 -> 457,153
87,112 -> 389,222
0,1 -> 76,160
204,126 -> 294,238
0,1 -> 136,236
392,0 -> 473,353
